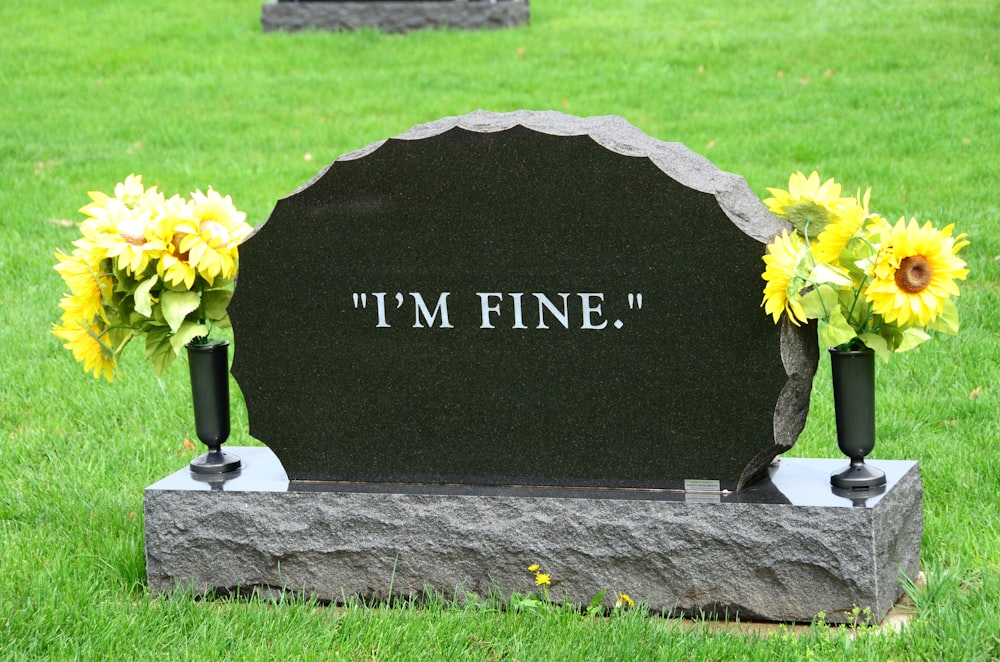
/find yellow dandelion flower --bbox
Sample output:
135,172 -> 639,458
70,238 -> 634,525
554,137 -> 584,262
761,230 -> 809,325
535,573 -> 551,586
867,217 -> 969,327
52,321 -> 116,382
615,594 -> 635,609
527,564 -> 540,573
764,171 -> 855,238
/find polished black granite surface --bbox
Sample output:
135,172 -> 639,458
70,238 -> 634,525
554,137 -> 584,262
150,446 -> 913,509
229,111 -> 816,491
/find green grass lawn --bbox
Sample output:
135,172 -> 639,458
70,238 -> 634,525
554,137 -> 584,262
2,0 -> 999,658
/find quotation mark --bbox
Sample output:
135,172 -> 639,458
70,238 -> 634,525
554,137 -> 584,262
353,292 -> 408,329
614,292 -> 643,329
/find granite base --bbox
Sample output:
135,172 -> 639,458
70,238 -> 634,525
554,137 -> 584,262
261,0 -> 530,34
144,448 -> 922,623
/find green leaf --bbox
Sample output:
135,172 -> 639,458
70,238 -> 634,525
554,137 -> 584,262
144,325 -> 178,375
808,262 -> 852,287
112,263 -> 137,293
201,289 -> 233,322
212,273 -> 235,290
876,323 -> 905,352
819,307 -> 857,348
799,284 -> 840,320
113,293 -> 136,322
859,332 -> 892,362
161,290 -> 202,333
509,593 -> 542,612
134,275 -> 159,318
169,321 -> 210,353
587,588 -> 607,614
897,327 -> 931,353
841,233 -> 876,264
926,299 -> 960,335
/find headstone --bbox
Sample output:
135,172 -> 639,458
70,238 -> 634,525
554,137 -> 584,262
144,111 -> 922,624
261,0 -> 530,34
229,110 -> 819,492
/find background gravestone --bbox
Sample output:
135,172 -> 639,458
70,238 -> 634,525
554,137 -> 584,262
229,110 -> 818,491
261,0 -> 530,34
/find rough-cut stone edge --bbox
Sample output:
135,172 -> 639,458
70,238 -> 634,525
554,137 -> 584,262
738,317 -> 820,488
280,109 -> 817,490
871,465 -> 924,616
261,0 -> 530,34
144,451 -> 922,624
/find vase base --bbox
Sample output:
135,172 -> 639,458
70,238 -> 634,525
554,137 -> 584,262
190,450 -> 242,474
831,462 -> 886,489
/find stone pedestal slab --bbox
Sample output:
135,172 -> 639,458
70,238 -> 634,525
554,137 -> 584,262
261,0 -> 530,33
144,448 -> 921,623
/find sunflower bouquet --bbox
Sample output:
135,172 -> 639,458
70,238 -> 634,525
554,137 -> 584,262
761,171 -> 969,360
53,174 -> 253,382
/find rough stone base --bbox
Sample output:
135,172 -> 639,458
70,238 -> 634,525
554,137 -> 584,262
144,448 -> 922,624
261,0 -> 530,33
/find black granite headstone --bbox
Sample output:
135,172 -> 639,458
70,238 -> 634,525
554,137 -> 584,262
229,110 -> 817,491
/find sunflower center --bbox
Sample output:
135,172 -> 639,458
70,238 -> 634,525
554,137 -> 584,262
118,218 -> 148,246
120,232 -> 146,247
895,255 -> 933,294
169,233 -> 191,261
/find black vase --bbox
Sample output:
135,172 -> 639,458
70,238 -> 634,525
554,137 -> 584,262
829,347 -> 886,489
187,340 -> 241,474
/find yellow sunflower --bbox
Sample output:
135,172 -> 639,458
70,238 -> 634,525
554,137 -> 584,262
812,199 -> 865,266
80,174 -> 154,219
113,173 -> 151,207
53,243 -> 111,322
867,217 -> 969,327
57,294 -> 93,325
52,321 -> 116,382
149,197 -> 200,290
761,229 -> 809,325
764,171 -> 855,239
174,188 -> 251,285
88,199 -> 166,276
